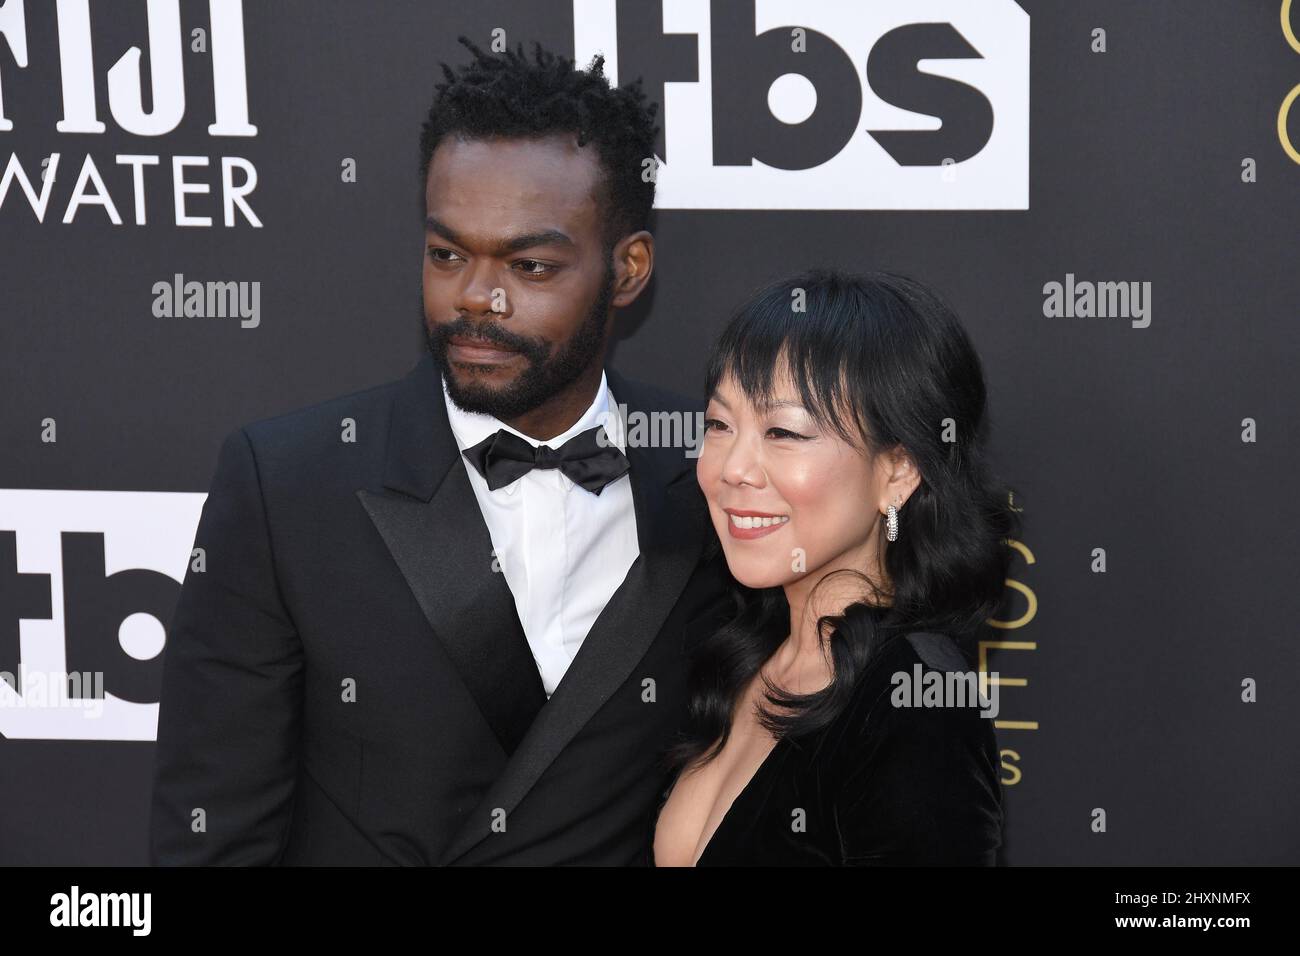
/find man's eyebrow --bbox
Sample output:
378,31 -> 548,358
424,216 -> 575,255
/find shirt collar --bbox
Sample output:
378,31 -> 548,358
441,369 -> 622,495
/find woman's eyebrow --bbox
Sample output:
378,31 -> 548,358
760,398 -> 806,411
708,393 -> 806,411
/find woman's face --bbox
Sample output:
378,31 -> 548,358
697,365 -> 905,596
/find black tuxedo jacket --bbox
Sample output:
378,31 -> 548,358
149,354 -> 733,865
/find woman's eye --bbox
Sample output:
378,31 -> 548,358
702,418 -> 727,432
767,427 -> 809,440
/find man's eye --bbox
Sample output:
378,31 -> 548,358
514,259 -> 553,275
427,248 -> 461,263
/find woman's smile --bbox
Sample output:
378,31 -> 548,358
723,508 -> 791,539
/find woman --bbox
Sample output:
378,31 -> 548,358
651,269 -> 1019,866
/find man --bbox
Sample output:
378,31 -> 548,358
149,38 -> 733,865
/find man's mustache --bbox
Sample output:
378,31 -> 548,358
433,316 -> 548,359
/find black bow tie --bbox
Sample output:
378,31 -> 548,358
462,426 -> 630,495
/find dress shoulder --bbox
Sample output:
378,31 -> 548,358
829,631 -> 1003,865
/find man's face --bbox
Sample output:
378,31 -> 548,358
422,133 -> 617,420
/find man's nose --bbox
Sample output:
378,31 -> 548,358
454,261 -> 510,318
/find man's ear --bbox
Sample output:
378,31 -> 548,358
610,230 -> 654,308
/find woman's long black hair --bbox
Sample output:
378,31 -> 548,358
659,268 -> 1022,777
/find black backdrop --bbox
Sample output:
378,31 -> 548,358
2,0 -> 1298,865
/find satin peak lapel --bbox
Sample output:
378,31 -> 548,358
356,354 -> 548,759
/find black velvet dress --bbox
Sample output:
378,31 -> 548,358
648,630 -> 1004,866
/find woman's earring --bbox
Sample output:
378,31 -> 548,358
885,503 -> 899,542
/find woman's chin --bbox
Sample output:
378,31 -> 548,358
722,556 -> 791,591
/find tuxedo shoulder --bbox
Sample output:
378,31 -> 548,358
243,375 -> 400,439
220,368 -> 407,484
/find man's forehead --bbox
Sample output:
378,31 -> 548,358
426,133 -> 603,198
425,139 -> 603,244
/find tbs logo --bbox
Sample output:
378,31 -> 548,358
0,490 -> 202,740
575,0 -> 1029,209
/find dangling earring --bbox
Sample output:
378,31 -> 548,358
885,501 -> 899,542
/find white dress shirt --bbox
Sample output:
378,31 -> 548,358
441,371 -> 640,697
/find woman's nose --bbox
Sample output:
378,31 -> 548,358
719,433 -> 764,488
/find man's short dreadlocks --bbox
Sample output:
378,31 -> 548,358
419,36 -> 660,251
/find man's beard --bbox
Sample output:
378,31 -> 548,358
425,258 -> 616,421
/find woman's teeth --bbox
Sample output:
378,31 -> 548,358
729,514 -> 790,529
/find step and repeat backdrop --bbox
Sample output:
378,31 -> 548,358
2,0 -> 1298,865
